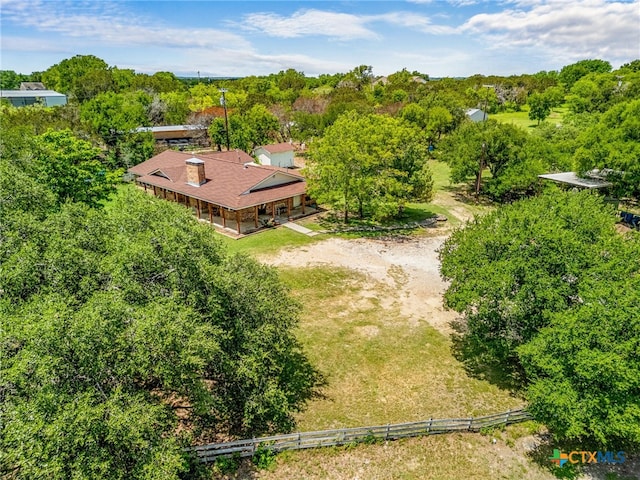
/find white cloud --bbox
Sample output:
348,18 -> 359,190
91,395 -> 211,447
144,48 -> 350,78
1,0 -> 252,51
371,11 -> 458,34
0,35 -> 72,53
462,0 -> 640,62
447,0 -> 480,6
240,8 -> 459,39
241,9 -> 379,40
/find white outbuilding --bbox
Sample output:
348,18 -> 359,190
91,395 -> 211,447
465,108 -> 488,122
253,143 -> 295,168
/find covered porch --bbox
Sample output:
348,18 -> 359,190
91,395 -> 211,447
139,182 -> 318,236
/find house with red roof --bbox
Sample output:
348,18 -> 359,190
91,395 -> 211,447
128,149 -> 314,235
253,142 -> 295,168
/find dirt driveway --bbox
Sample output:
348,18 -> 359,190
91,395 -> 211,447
261,234 -> 458,334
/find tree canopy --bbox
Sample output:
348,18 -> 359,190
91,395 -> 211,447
438,119 -> 564,201
439,190 -> 640,447
1,183 -> 320,478
573,98 -> 640,199
305,111 -> 433,222
42,54 -> 111,101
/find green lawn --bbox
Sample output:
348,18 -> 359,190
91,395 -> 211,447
215,226 -> 327,256
278,266 -> 523,431
427,158 -> 452,190
232,265 -> 552,480
492,106 -> 568,130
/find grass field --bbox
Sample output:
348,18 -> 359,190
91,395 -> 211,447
492,106 -> 568,130
211,265 -> 554,480
255,426 -> 555,480
280,266 -> 523,430
202,164 -> 547,478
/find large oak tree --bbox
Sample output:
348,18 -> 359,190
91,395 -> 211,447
1,183 -> 320,479
439,190 -> 640,447
305,111 -> 433,222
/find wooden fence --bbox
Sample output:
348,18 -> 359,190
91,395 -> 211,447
189,408 -> 532,463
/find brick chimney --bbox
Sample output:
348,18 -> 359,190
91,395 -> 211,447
186,158 -> 206,186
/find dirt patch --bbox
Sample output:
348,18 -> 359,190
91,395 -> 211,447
260,235 -> 458,334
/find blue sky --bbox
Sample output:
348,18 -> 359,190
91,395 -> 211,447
1,0 -> 638,78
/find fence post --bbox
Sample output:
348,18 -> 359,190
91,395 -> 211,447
504,410 -> 511,425
297,432 -> 301,449
468,417 -> 473,431
252,437 -> 256,455
385,424 -> 390,441
427,418 -> 432,434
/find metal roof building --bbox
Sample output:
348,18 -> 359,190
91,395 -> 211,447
0,89 -> 67,107
538,171 -> 613,189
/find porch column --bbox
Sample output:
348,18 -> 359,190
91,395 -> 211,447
235,210 -> 241,234
287,197 -> 291,218
271,202 -> 275,220
301,193 -> 306,214
143,183 -> 147,192
152,185 -> 157,196
162,188 -> 167,199
208,203 -> 213,224
221,207 -> 226,228
196,199 -> 201,219
254,205 -> 259,228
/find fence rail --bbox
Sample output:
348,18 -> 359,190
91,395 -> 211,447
189,408 -> 532,463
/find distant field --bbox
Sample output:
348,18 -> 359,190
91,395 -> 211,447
492,105 -> 568,130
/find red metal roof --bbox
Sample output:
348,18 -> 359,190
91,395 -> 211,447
129,150 -> 306,210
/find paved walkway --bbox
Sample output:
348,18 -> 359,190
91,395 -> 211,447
283,221 -> 321,237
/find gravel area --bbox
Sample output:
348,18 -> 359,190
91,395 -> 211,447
261,235 -> 458,334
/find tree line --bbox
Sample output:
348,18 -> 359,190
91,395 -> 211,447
3,55 -> 639,212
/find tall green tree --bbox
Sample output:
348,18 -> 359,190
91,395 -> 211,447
81,91 -> 153,168
567,72 -> 617,114
439,191 -> 620,367
341,65 -> 374,92
559,59 -> 612,90
0,70 -> 29,90
27,129 -> 118,207
208,104 -> 280,152
1,188 -> 320,479
527,92 -> 551,125
440,190 -> 640,448
573,98 -> 640,199
439,120 -> 542,200
305,111 -> 433,222
519,265 -> 640,448
42,55 -> 111,102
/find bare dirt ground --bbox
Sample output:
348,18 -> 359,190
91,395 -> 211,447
261,234 -> 458,335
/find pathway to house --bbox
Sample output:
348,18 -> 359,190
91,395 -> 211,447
282,221 -> 321,237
